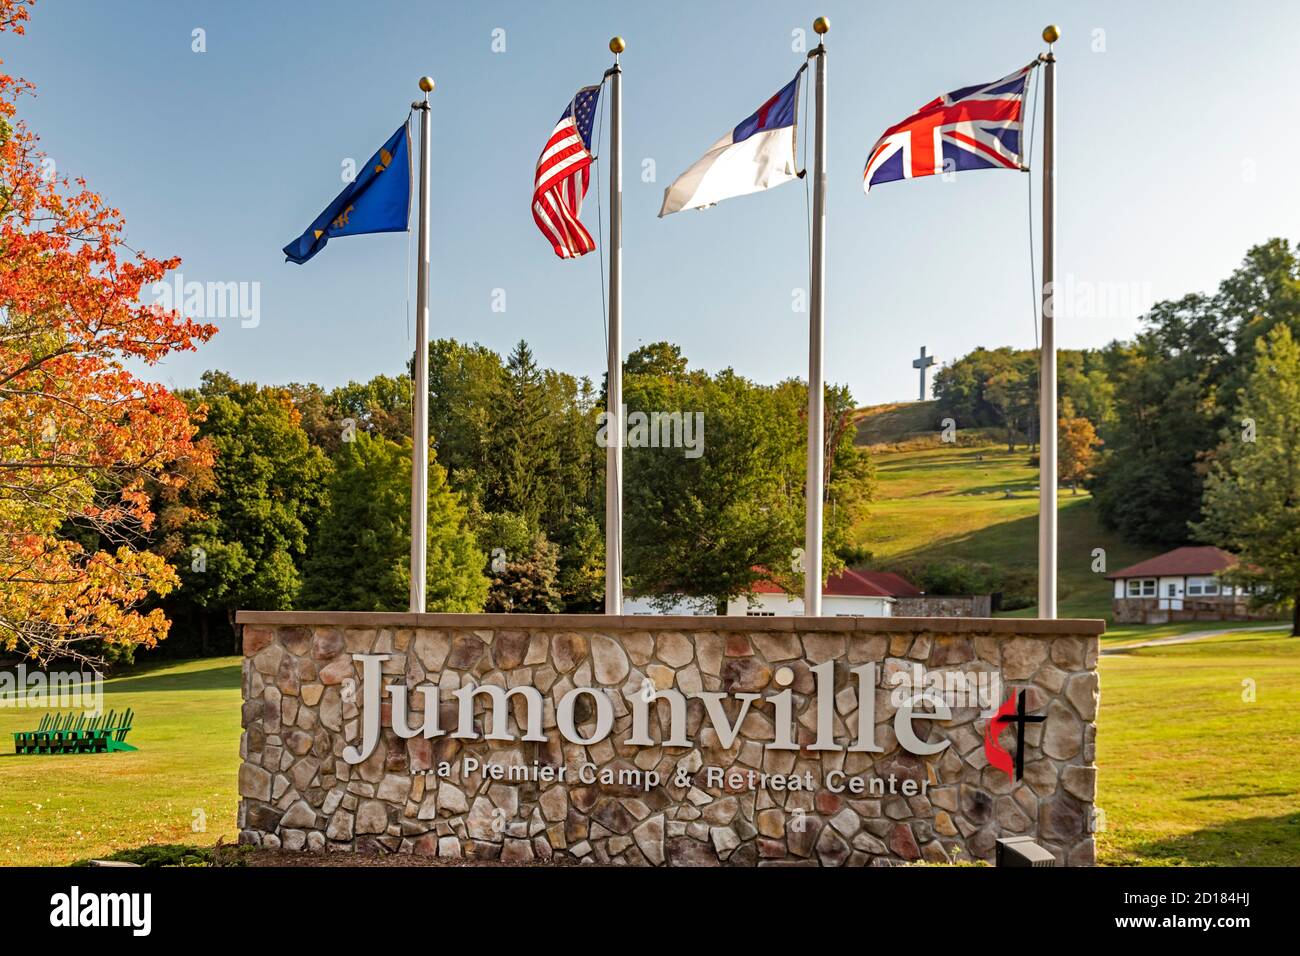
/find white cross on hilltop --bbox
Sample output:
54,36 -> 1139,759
912,346 -> 937,401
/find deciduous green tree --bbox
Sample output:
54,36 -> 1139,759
425,338 -> 506,502
1092,240 -> 1300,544
622,364 -> 873,606
301,432 -> 486,612
1193,325 -> 1300,634
287,375 -> 412,456
167,373 -> 330,643
626,341 -> 689,379
1091,295 -> 1233,543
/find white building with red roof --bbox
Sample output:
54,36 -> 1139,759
725,568 -> 923,618
1104,545 -> 1271,624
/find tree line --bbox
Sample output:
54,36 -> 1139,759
933,238 -> 1300,626
145,340 -> 873,656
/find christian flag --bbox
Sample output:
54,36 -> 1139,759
659,65 -> 806,217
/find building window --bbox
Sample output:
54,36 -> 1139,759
1187,577 -> 1220,596
1126,578 -> 1156,598
745,611 -> 775,617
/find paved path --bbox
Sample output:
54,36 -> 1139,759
1102,624 -> 1290,655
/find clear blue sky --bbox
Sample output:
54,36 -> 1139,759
10,0 -> 1299,405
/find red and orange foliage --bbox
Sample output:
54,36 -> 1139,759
0,0 -> 216,662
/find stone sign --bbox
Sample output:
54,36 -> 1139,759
235,611 -> 1102,866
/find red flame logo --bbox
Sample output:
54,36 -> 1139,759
984,692 -> 1018,781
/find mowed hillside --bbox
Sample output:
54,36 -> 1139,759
849,401 -> 1156,621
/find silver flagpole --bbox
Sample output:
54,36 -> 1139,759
804,18 -> 830,617
1037,27 -> 1059,619
409,76 -> 434,614
605,37 -> 625,615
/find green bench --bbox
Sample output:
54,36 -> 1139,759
11,708 -> 136,755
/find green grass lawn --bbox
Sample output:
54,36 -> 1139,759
0,657 -> 241,866
853,399 -> 942,445
852,422 -> 1295,635
1102,620 -> 1292,647
853,439 -> 1153,619
1097,632 -> 1300,865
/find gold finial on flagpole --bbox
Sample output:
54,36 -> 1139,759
609,36 -> 625,55
813,16 -> 830,35
418,76 -> 435,94
1042,24 -> 1061,45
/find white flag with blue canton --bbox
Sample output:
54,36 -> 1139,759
659,66 -> 806,217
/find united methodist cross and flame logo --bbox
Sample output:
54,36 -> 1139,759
983,689 -> 1046,783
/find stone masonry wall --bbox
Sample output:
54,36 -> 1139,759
236,612 -> 1102,866
893,595 -> 992,618
1111,596 -> 1277,625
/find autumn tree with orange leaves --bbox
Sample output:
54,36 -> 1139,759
1058,399 -> 1102,496
0,0 -> 216,664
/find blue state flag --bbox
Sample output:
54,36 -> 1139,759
283,122 -> 411,264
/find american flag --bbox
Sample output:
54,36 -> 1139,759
533,84 -> 601,258
864,62 -> 1035,193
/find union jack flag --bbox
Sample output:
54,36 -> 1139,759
533,84 -> 601,258
863,62 -> 1036,193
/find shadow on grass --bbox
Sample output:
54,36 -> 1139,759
878,457 -> 1031,477
886,508 -> 1037,562
105,663 -> 242,695
954,483 -> 1038,497
1114,631 -> 1293,656
1183,791 -> 1295,802
1119,812 -> 1300,866
887,499 -> 1135,572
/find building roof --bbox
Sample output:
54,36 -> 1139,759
1104,546 -> 1238,580
857,570 -> 924,597
752,568 -> 922,598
